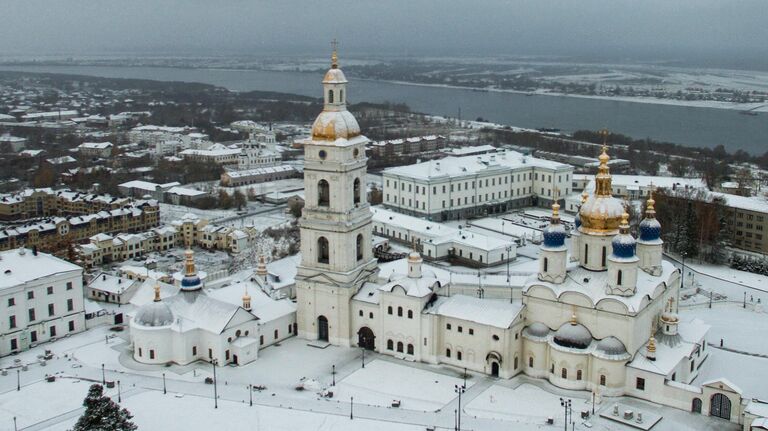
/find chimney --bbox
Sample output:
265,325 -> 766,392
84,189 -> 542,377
435,162 -> 441,171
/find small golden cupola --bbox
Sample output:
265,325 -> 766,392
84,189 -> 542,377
242,287 -> 252,312
578,129 -> 626,235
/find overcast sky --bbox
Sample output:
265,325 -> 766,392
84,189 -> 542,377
4,0 -> 767,65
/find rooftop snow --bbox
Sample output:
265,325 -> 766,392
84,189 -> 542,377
0,249 -> 81,289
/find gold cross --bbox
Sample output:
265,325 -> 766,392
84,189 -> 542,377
599,128 -> 610,146
331,38 -> 339,52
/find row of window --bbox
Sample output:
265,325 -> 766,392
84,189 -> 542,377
316,178 -> 362,207
6,282 -> 74,307
387,306 -> 413,319
386,340 -> 414,355
8,300 -> 75,328
8,321 -> 76,351
387,172 -> 569,193
445,323 -> 474,335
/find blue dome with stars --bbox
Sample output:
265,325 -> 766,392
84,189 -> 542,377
543,223 -> 566,248
639,217 -> 661,242
612,233 -> 637,258
574,212 -> 581,229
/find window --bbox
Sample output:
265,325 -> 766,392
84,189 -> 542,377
369,312 -> 373,319
636,377 -> 645,390
446,323 -> 451,330
602,247 -> 607,267
68,320 -> 75,332
457,351 -> 462,361
48,303 -> 55,316
407,310 -> 413,319
407,344 -> 414,355
387,339 -> 394,350
584,244 -> 588,264
30,331 -> 37,343
317,237 -> 329,263
469,328 -> 474,335
260,336 -> 264,345
529,357 -> 534,367
274,329 -> 279,340
9,315 -> 16,329
47,286 -> 53,295
576,370 -> 582,380
328,89 -> 334,103
149,350 -> 155,359
67,299 -> 74,311
543,257 -> 548,272
600,375 -> 606,386
562,368 -> 567,379
66,282 -> 73,290
397,342 -> 404,353
356,234 -> 364,261
514,357 -> 518,369
50,325 -> 57,337
388,306 -> 393,315
192,346 -> 197,355
617,270 -> 622,286
359,310 -> 363,317
446,348 -> 451,358
318,180 -> 330,206
7,298 -> 14,307
10,338 -> 18,350
397,306 -> 403,317
138,347 -> 143,357
28,309 -> 35,321
492,334 -> 500,341
28,291 -> 34,300
550,363 -> 554,373
690,360 -> 695,372
353,178 -> 361,204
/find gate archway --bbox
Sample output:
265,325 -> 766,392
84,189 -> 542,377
357,327 -> 375,350
317,316 -> 329,342
710,393 -> 731,420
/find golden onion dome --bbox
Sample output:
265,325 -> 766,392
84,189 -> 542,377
578,137 -> 625,235
323,68 -> 348,84
311,110 -> 361,141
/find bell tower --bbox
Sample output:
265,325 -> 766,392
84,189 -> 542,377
295,43 -> 379,346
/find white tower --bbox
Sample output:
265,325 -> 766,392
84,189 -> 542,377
538,202 -> 567,283
606,212 -> 639,296
295,44 -> 379,346
637,191 -> 664,276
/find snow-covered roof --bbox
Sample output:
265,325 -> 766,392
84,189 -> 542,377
427,295 -> 523,329
78,142 -> 113,149
383,149 -> 570,181
88,273 -> 138,294
206,281 -> 295,323
0,249 -> 82,289
712,192 -> 768,214
628,319 -> 710,376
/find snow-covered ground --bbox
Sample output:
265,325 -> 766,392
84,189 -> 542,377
332,359 -> 470,411
465,383 -> 574,423
680,304 -> 768,355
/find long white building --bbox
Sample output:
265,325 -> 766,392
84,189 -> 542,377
0,248 -> 85,356
382,150 -> 573,221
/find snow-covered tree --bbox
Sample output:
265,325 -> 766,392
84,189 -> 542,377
73,384 -> 137,431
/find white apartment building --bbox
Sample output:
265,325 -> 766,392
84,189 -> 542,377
0,248 -> 85,356
382,150 -> 573,221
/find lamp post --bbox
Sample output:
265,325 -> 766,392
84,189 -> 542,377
332,364 -> 336,386
361,340 -> 366,369
162,372 -> 167,394
249,383 -> 253,407
592,390 -> 596,415
454,409 -> 457,431
455,384 -> 466,431
744,291 -> 747,309
101,363 -> 106,385
13,417 -> 17,431
350,396 -> 354,420
212,359 -> 218,409
118,380 -> 122,403
560,398 -> 572,431
16,369 -> 20,391
463,367 -> 467,387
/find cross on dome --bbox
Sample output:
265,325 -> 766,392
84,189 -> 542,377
330,38 -> 339,69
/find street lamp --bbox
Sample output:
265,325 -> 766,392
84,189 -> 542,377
162,372 -> 167,394
361,340 -> 366,369
463,367 -> 467,387
101,363 -> 106,385
13,416 -> 17,431
350,396 -> 354,420
560,398 -> 572,431
455,384 -> 466,431
332,364 -> 336,386
249,383 -> 253,407
118,380 -> 121,403
744,291 -> 747,309
212,359 -> 218,409
16,369 -> 20,391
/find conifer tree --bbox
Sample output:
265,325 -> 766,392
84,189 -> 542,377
73,384 -> 137,431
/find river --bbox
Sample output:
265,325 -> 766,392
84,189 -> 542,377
1,65 -> 766,154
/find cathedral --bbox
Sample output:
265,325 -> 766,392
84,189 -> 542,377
295,48 -> 744,419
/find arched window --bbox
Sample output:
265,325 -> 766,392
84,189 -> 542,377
353,178 -> 361,204
387,339 -> 393,350
584,244 -> 589,264
328,89 -> 334,103
317,237 -> 329,263
550,363 -> 554,373
407,310 -> 413,319
514,357 -> 519,369
617,269 -> 623,285
356,234 -> 364,261
602,246 -> 607,267
457,351 -> 463,361
340,89 -> 344,103
600,374 -> 606,386
397,306 -> 403,317
576,370 -> 583,381
446,348 -> 451,358
397,342 -> 404,353
543,257 -> 548,272
561,368 -> 568,379
529,357 -> 534,367
407,344 -> 414,355
387,306 -> 393,315
318,180 -> 330,207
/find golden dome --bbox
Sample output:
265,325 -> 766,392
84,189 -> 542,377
311,110 -> 361,141
578,133 -> 625,234
323,68 -> 348,84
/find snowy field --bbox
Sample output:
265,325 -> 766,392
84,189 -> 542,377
694,348 -> 768,400
332,359 -> 470,412
465,383 -> 574,423
41,390 -> 425,431
680,304 -> 768,355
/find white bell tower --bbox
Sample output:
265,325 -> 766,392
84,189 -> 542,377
295,43 -> 379,346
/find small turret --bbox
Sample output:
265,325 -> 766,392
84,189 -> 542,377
407,250 -> 423,279
606,212 -> 639,296
646,333 -> 657,361
660,297 -> 679,336
538,201 -> 567,283
570,191 -> 589,262
180,249 -> 203,291
242,288 -> 252,312
637,189 -> 663,276
256,255 -> 268,282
